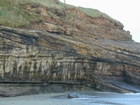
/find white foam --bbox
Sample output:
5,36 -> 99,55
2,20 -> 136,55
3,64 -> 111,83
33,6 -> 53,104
124,93 -> 140,95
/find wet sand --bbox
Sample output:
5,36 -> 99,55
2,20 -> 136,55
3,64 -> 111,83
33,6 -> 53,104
0,92 -> 77,105
0,91 -> 140,105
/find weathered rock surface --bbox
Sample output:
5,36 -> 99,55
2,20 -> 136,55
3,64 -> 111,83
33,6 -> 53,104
123,70 -> 140,87
0,2 -> 140,94
0,24 -> 140,93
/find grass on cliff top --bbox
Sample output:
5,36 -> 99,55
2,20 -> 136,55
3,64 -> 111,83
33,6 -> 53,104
78,7 -> 124,28
0,0 -> 123,28
0,0 -> 29,27
0,0 -> 71,27
78,7 -> 111,18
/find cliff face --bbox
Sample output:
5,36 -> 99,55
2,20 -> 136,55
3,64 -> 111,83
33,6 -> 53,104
0,1 -> 140,93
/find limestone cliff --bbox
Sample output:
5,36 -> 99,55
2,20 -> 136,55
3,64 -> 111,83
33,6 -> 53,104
0,0 -> 140,93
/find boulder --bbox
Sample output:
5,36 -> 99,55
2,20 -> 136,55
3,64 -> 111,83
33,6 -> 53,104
68,93 -> 79,98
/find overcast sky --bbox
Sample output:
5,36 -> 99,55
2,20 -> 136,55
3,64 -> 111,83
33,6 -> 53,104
60,0 -> 140,42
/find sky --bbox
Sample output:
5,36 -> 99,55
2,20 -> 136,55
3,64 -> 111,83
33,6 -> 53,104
60,0 -> 140,42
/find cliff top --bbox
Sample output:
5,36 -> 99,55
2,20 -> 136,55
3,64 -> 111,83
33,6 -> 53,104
0,0 -> 123,29
0,0 -> 131,41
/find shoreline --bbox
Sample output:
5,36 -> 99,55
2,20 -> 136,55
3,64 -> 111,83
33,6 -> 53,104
0,91 -> 140,105
0,83 -> 94,97
0,79 -> 140,98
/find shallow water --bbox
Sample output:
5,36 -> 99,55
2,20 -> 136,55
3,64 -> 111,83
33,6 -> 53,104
0,91 -> 140,105
71,92 -> 140,105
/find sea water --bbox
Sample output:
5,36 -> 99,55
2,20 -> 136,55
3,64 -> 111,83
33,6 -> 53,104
70,92 -> 140,105
0,91 -> 140,105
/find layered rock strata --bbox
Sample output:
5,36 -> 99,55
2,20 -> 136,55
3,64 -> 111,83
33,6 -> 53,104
0,1 -> 140,95
0,25 -> 140,94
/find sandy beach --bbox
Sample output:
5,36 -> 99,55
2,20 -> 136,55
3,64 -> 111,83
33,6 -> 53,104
0,93 -> 67,105
0,91 -> 140,105
0,92 -> 80,105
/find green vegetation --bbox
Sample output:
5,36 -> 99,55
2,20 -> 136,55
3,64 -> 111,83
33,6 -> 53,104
32,0 -> 73,8
0,0 -> 123,28
0,0 -> 29,27
78,7 -> 124,28
78,7 -> 111,18
0,0 -> 71,27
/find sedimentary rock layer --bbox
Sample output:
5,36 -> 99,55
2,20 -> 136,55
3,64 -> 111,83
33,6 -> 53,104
0,25 -> 140,93
0,0 -> 140,93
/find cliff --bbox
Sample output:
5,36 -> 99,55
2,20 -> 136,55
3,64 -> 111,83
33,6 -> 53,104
0,0 -> 140,94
